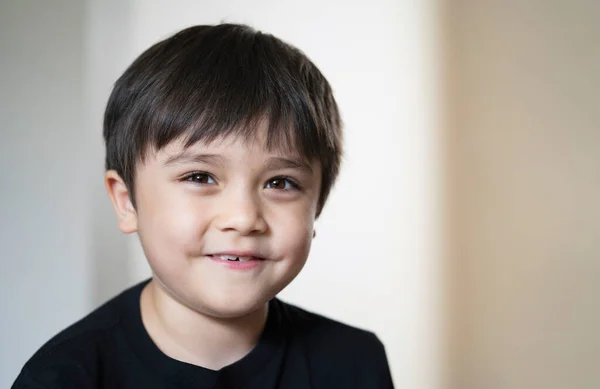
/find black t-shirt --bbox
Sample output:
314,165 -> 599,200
12,280 -> 394,388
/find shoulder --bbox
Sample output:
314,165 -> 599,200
12,282 -> 146,389
276,299 -> 385,353
276,299 -> 393,386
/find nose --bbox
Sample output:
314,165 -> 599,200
215,190 -> 268,236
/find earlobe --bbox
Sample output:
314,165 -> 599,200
104,170 -> 138,234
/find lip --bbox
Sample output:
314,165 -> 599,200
206,251 -> 266,270
208,250 -> 265,259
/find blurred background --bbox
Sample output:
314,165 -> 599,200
0,1 -> 598,388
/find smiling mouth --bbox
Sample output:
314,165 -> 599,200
207,254 -> 264,262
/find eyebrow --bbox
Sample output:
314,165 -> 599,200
163,152 -> 227,167
265,157 -> 313,174
163,152 -> 313,174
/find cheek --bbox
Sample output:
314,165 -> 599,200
137,186 -> 208,258
269,209 -> 314,260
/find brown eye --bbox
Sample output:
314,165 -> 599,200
265,177 -> 299,191
268,178 -> 285,189
185,173 -> 216,184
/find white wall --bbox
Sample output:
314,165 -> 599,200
1,1 -> 441,387
125,1 -> 441,387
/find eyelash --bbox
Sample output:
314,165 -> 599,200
182,172 -> 216,185
181,172 -> 301,191
265,176 -> 301,191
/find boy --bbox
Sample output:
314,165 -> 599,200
13,24 -> 394,388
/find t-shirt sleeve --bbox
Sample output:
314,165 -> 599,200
371,333 -> 395,389
11,364 -> 93,389
11,371 -> 48,389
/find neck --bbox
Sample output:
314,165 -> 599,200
140,278 -> 269,370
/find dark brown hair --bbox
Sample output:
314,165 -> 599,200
103,23 -> 342,216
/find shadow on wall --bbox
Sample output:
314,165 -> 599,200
86,0 -> 139,307
89,176 -> 131,307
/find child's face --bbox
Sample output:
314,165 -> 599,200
129,128 -> 320,318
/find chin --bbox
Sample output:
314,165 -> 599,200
199,293 -> 270,319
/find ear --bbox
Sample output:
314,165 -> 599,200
104,170 -> 138,234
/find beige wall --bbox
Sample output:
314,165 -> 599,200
444,1 -> 600,388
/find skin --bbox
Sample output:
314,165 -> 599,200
105,127 -> 321,370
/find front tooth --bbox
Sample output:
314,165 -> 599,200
238,257 -> 251,262
220,255 -> 238,261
